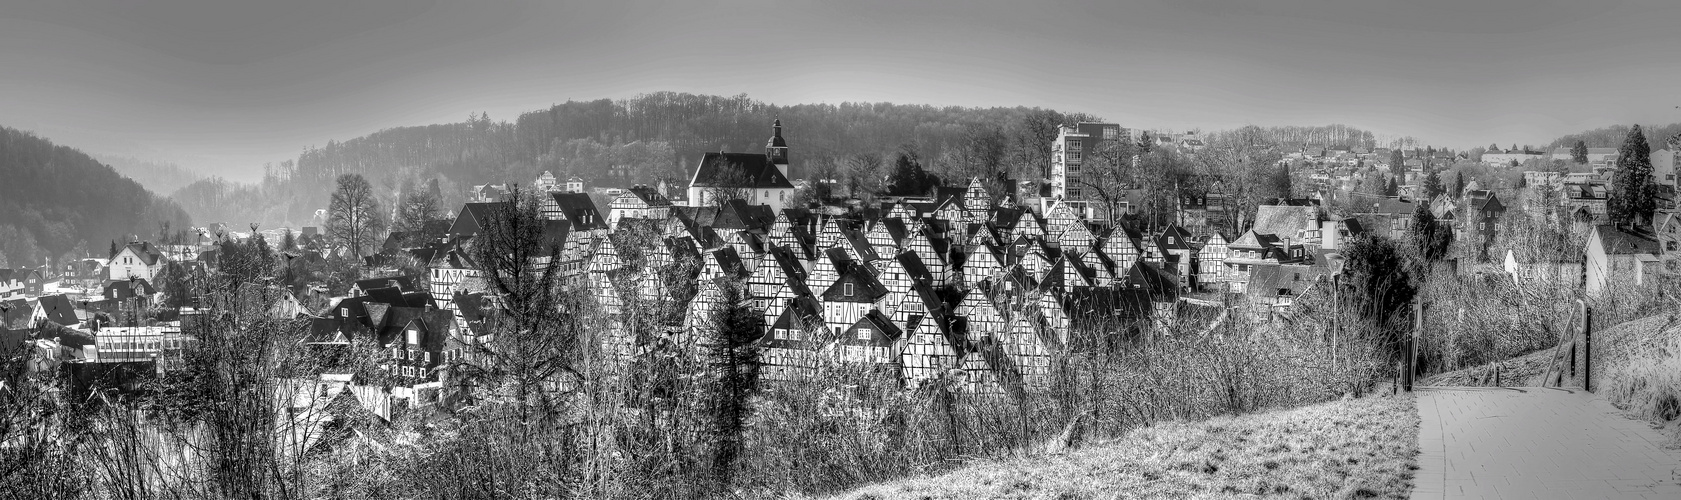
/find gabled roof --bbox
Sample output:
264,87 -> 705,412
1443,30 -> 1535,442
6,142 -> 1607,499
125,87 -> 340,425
689,152 -> 795,189
1060,287 -> 1153,324
1592,225 -> 1660,255
1252,205 -> 1317,239
1156,224 -> 1195,251
114,242 -> 165,266
103,278 -> 157,299
37,294 -> 80,326
823,261 -> 889,303
714,199 -> 776,231
709,247 -> 751,280
450,202 -> 509,236
624,185 -> 672,206
841,310 -> 903,346
548,192 -> 608,231
354,276 -> 416,294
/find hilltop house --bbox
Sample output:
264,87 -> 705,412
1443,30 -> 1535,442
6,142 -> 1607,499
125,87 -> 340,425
109,241 -> 166,281
607,185 -> 673,227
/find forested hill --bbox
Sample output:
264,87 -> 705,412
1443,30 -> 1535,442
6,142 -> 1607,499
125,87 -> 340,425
210,92 -> 1103,228
94,154 -> 204,195
0,127 -> 191,267
1545,123 -> 1681,150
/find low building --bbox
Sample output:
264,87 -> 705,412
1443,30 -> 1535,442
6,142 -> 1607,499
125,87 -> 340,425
1584,225 -> 1661,298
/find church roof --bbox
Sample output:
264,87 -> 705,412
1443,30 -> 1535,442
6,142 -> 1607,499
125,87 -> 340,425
689,152 -> 794,189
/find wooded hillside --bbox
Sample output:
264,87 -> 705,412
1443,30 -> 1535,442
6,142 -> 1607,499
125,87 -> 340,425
185,92 -> 1105,227
0,127 -> 191,266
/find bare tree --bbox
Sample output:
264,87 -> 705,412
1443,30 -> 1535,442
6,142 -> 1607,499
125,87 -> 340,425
326,174 -> 386,257
702,158 -> 754,207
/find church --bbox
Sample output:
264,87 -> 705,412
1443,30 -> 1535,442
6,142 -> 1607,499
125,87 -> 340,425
686,119 -> 797,211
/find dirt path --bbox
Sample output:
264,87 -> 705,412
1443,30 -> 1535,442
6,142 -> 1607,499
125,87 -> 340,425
1414,386 -> 1681,499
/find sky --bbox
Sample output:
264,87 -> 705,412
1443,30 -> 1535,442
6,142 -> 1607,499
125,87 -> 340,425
3,0 -> 1679,182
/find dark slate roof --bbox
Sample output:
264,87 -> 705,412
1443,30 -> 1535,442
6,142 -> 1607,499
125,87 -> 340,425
1157,225 -> 1196,251
689,152 -> 794,189
710,247 -> 751,280
714,199 -> 776,231
450,202 -> 509,236
104,279 -> 157,300
355,276 -> 416,294
548,192 -> 608,231
823,261 -> 889,303
1059,287 -> 1152,325
1593,225 -> 1660,255
37,294 -> 79,326
1122,261 -> 1179,299
117,242 -> 165,266
627,185 -> 672,206
841,310 -> 903,347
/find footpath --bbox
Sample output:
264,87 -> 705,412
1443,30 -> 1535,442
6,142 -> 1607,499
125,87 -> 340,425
1414,386 -> 1681,499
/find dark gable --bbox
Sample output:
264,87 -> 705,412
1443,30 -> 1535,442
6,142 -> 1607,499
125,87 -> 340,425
690,152 -> 794,189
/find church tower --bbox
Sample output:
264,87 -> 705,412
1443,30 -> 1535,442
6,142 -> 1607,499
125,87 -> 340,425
766,118 -> 789,178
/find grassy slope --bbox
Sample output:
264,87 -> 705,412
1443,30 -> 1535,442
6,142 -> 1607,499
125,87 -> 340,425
825,394 -> 1419,500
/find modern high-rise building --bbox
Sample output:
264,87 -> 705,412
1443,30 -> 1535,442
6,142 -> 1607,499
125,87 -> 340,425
1048,122 -> 1126,214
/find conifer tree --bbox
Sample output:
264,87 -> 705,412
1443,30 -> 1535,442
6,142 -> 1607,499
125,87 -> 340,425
1385,175 -> 1399,197
1452,171 -> 1465,198
1571,140 -> 1589,164
1609,125 -> 1654,227
1423,168 -> 1444,200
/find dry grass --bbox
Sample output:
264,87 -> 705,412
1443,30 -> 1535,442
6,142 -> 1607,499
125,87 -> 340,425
1418,348 -> 1557,387
821,393 -> 1419,500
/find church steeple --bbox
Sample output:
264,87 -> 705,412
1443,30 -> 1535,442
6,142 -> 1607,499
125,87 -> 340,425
766,118 -> 788,176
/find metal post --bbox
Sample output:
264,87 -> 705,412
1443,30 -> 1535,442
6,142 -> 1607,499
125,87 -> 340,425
1582,301 -> 1593,393
1405,300 -> 1420,392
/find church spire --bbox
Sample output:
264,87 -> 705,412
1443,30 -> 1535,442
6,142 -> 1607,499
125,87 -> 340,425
766,118 -> 788,174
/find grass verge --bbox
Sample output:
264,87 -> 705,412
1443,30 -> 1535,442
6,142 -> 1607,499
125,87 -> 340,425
820,393 -> 1419,500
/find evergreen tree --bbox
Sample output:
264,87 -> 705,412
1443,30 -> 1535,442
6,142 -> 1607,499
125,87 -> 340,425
1409,202 -> 1451,262
281,229 -> 297,251
1517,174 -> 1527,188
1609,124 -> 1654,227
883,151 -> 940,196
1384,175 -> 1399,197
1571,140 -> 1589,164
1489,143 -> 1500,153
1452,171 -> 1465,198
1423,168 -> 1444,200
1389,149 -> 1404,171
1136,131 -> 1152,154
109,240 -> 119,259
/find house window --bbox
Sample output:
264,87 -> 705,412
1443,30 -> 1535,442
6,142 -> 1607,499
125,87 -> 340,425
857,327 -> 872,341
844,283 -> 854,297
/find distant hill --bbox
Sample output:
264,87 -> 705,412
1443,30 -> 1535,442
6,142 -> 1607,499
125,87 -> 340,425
0,127 -> 191,266
94,154 -> 204,195
186,92 -> 1107,228
1544,123 -> 1681,151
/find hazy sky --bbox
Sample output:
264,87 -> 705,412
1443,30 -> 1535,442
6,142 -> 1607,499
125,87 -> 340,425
4,0 -> 1679,181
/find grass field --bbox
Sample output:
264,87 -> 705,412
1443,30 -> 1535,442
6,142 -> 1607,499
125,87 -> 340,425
823,393 -> 1419,500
